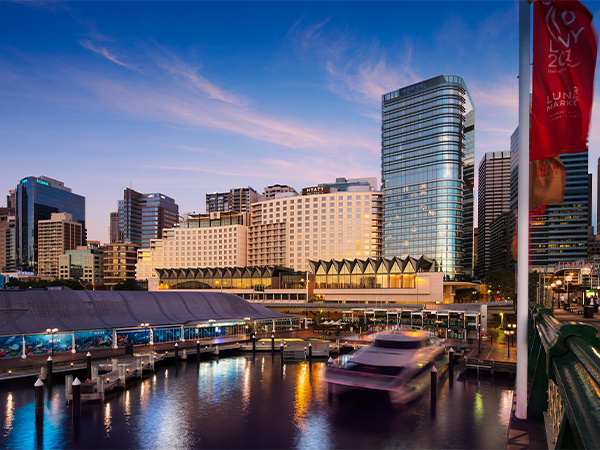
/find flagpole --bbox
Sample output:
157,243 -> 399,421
517,0 -> 530,420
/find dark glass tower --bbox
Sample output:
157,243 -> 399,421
381,75 -> 474,279
15,176 -> 85,272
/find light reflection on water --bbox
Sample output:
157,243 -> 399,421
0,355 -> 513,449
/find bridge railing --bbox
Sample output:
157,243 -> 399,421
528,303 -> 600,449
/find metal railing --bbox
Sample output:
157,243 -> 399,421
528,303 -> 600,449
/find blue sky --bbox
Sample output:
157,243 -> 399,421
1,1 -> 600,244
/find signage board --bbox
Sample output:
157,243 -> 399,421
301,186 -> 331,196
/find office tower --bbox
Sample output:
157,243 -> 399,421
0,191 -> 16,272
136,211 -> 249,280
488,212 -> 511,273
462,111 -> 475,278
597,157 -> 600,234
103,243 -> 139,288
109,212 -> 119,243
319,177 -> 379,192
117,188 -> 179,249
206,187 -> 259,213
510,128 -> 590,269
59,243 -> 104,283
37,213 -> 83,279
248,187 -> 383,271
262,184 -> 298,200
15,176 -> 85,272
381,75 -> 473,279
477,151 -> 511,279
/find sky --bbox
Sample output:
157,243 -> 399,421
2,0 -> 600,245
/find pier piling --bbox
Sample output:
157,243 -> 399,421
271,334 -> 274,353
182,349 -> 188,360
35,379 -> 44,417
118,365 -> 126,386
65,375 -> 73,404
72,378 -> 81,416
196,340 -> 200,361
86,352 -> 92,380
92,365 -> 99,382
175,343 -> 179,364
252,333 -> 256,353
430,366 -> 437,415
40,365 -> 47,381
309,342 -> 313,364
449,348 -> 455,386
46,356 -> 53,385
112,358 -> 118,372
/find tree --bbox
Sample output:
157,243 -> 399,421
485,269 -> 516,301
529,271 -> 540,303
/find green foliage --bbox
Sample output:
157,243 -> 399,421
455,288 -> 483,303
485,269 -> 516,301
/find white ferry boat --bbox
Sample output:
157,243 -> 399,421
325,330 -> 447,404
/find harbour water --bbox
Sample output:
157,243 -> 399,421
1,354 -> 513,449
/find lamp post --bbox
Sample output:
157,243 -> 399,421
141,323 -> 149,346
551,283 -> 556,310
504,324 -> 515,359
581,266 -> 591,305
46,328 -> 58,356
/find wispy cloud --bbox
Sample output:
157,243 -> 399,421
79,39 -> 142,72
287,19 -> 417,113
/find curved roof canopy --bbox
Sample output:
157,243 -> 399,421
0,290 -> 292,336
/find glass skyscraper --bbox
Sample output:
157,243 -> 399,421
381,75 -> 474,279
15,176 -> 85,272
510,128 -> 590,269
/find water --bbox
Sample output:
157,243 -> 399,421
0,354 -> 513,449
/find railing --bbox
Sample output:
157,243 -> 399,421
528,303 -> 600,449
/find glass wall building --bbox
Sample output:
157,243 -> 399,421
15,176 -> 85,272
117,188 -> 179,249
510,127 -> 591,269
381,75 -> 473,280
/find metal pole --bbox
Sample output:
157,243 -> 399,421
516,0 -> 530,421
86,352 -> 91,381
72,378 -> 81,416
430,366 -> 437,415
448,348 -> 454,386
46,356 -> 52,385
196,340 -> 200,362
35,379 -> 44,417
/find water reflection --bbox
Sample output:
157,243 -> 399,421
0,356 -> 513,449
4,393 -> 14,435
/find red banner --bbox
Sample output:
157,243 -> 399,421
530,0 -> 598,162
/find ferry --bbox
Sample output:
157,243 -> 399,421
325,330 -> 447,404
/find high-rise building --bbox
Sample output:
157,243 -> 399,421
37,213 -> 83,279
0,191 -> 16,273
462,111 -> 475,278
381,75 -> 473,279
248,187 -> 382,271
136,211 -> 249,280
15,176 -> 85,272
206,187 -> 259,213
59,244 -> 104,283
109,212 -> 119,243
261,184 -> 298,200
488,212 -> 511,273
510,127 -> 591,269
103,243 -> 139,289
477,151 -> 511,279
117,188 -> 179,249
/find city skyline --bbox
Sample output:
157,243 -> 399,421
2,1 -> 600,244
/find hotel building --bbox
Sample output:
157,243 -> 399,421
381,75 -> 474,280
248,186 -> 383,271
136,211 -> 249,281
37,213 -> 83,279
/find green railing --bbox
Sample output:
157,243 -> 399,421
528,303 -> 600,449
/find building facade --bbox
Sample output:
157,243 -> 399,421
477,151 -> 511,279
206,187 -> 259,214
319,177 -> 378,192
248,188 -> 383,272
109,212 -> 119,243
0,191 -> 16,273
488,212 -> 511,273
59,244 -> 104,283
462,111 -> 475,278
510,128 -> 590,269
381,75 -> 473,280
103,243 -> 139,288
37,213 -> 83,279
136,211 -> 249,281
117,188 -> 179,249
261,184 -> 298,200
15,176 -> 85,272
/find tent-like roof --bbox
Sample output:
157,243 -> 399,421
0,290 -> 293,336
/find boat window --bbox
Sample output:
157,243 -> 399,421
342,362 -> 403,376
374,338 -> 431,349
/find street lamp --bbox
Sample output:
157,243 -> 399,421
504,324 -> 515,358
46,328 -> 58,356
565,275 -> 573,307
551,283 -> 556,310
141,323 -> 149,346
581,267 -> 591,304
